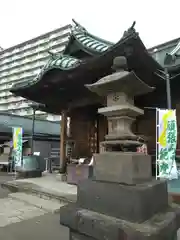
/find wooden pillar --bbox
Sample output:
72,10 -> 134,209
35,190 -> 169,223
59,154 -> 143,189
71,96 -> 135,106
60,110 -> 67,173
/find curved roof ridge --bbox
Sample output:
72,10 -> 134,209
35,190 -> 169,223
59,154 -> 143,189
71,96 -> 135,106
72,19 -> 114,45
11,52 -> 82,90
66,20 -> 138,55
70,19 -> 112,54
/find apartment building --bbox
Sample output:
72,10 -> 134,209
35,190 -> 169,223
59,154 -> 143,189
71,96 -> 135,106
0,24 -> 71,121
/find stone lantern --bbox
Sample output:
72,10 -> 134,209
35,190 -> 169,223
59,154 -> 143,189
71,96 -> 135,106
60,56 -> 180,240
86,56 -> 154,152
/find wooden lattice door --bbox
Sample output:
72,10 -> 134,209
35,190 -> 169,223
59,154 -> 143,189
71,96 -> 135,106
88,119 -> 98,155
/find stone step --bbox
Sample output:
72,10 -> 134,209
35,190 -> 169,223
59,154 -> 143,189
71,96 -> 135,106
8,192 -> 66,213
2,181 -> 77,203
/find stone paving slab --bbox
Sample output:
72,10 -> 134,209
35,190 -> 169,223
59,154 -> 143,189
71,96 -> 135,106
8,192 -> 66,213
2,177 -> 77,203
0,212 -> 69,240
0,197 -> 46,227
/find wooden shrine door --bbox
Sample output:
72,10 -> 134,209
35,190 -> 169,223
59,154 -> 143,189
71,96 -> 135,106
69,107 -> 107,158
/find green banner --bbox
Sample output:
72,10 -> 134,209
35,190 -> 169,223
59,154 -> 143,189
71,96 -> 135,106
13,127 -> 23,167
157,109 -> 178,179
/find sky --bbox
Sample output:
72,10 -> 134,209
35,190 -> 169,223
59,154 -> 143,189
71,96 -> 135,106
0,0 -> 180,49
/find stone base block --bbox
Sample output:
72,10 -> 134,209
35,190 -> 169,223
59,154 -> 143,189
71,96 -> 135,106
70,231 -> 95,240
93,152 -> 152,184
60,203 -> 180,240
77,179 -> 168,223
69,230 -> 178,240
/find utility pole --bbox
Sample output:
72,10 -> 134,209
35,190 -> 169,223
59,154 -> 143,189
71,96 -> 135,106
29,102 -> 45,155
163,40 -> 180,109
164,67 -> 172,109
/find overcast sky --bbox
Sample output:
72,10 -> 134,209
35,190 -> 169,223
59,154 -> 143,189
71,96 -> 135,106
1,0 -> 180,49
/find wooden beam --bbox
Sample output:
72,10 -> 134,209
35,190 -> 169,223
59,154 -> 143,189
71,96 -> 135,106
60,110 -> 67,173
67,96 -> 104,110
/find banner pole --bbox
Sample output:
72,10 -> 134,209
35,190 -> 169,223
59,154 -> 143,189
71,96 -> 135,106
156,108 -> 158,180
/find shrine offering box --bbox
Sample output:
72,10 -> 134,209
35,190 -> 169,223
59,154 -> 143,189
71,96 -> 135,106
67,164 -> 93,185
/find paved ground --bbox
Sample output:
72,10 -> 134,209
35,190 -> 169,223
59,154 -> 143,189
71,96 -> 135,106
0,172 -> 13,198
0,213 -> 69,240
0,172 -> 68,239
3,173 -> 77,203
0,172 -> 180,239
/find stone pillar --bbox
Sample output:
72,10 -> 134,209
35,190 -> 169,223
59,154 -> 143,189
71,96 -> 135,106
60,57 -> 180,239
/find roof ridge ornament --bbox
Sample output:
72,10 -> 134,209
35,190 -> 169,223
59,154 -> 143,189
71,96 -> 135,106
72,19 -> 87,34
48,51 -> 64,60
122,21 -> 137,38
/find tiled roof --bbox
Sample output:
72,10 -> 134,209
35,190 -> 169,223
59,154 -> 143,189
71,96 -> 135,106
70,20 -> 113,54
149,38 -> 180,68
28,54 -> 82,87
36,19 -> 114,80
10,21 -> 165,114
11,20 -> 115,88
42,54 -> 81,71
9,20 -> 180,97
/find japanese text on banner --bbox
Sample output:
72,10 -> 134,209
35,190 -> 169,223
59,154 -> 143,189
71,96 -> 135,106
13,127 -> 23,167
157,109 -> 178,179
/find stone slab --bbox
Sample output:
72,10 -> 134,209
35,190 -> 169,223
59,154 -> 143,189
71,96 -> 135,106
98,104 -> 143,117
60,203 -> 180,240
8,192 -> 65,213
2,180 -> 77,203
77,179 -> 168,223
0,197 -> 45,227
93,152 -> 152,184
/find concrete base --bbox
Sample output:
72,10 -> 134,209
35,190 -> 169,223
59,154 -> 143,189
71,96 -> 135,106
93,152 -> 151,184
61,203 -> 180,240
16,170 -> 42,179
56,174 -> 67,182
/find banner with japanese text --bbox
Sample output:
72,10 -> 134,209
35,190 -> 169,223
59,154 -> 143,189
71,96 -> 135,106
156,109 -> 178,179
13,127 -> 23,167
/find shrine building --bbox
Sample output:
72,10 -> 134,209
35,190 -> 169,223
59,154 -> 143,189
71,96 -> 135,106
10,20 -> 180,170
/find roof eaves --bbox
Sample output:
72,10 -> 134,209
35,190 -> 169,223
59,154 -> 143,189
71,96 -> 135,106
148,37 -> 180,54
10,53 -> 82,93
